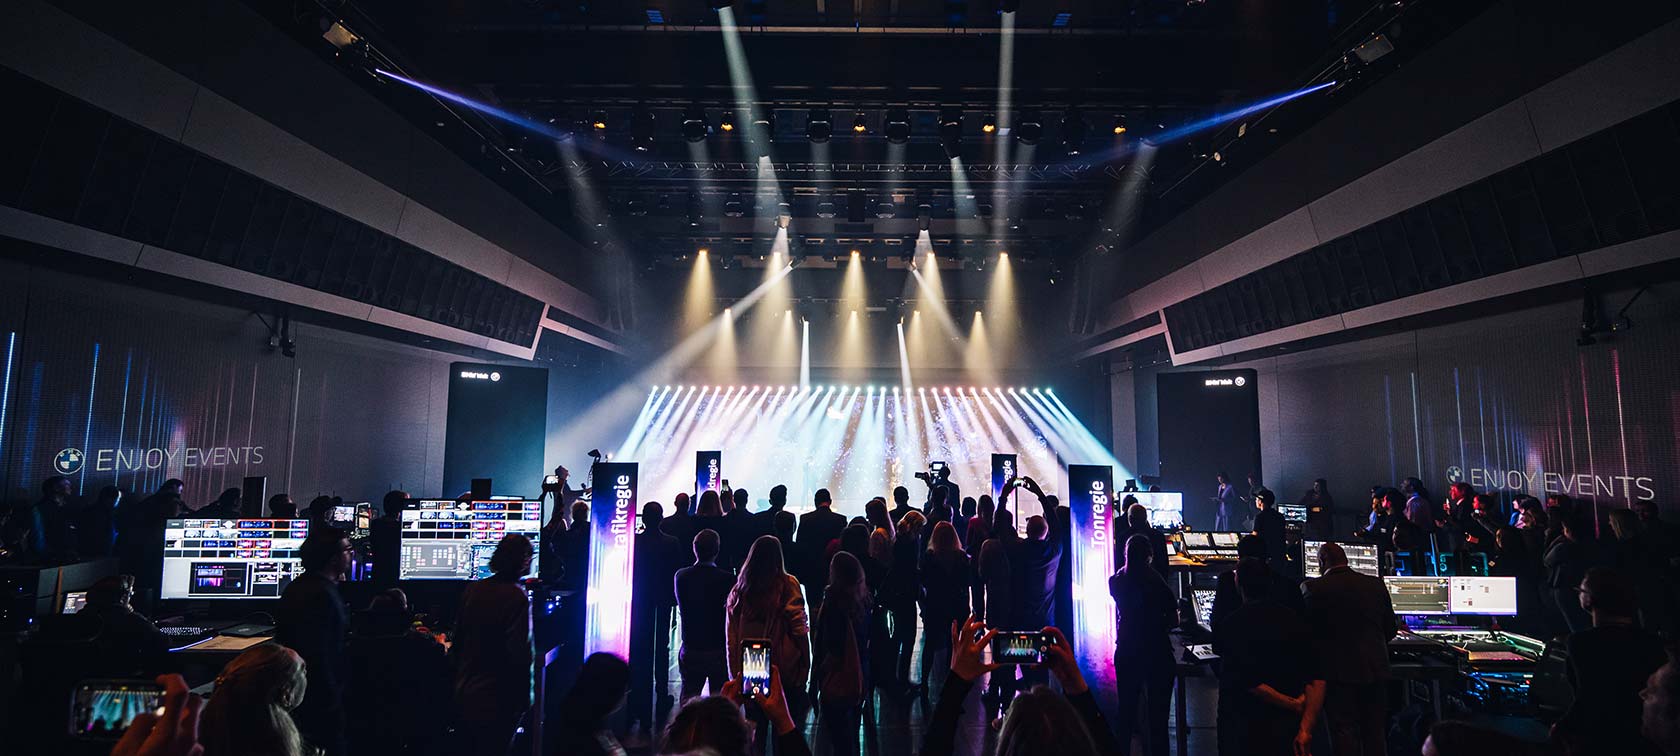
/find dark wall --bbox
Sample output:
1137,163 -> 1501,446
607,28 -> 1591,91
1120,280 -> 1680,531
443,363 -> 548,499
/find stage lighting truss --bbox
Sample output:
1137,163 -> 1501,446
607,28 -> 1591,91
884,107 -> 911,144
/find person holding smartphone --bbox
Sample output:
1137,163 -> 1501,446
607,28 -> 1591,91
726,535 -> 811,727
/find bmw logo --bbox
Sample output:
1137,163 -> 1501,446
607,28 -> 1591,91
490,372 -> 501,382
54,448 -> 85,475
1446,466 -> 1464,483
1233,375 -> 1247,387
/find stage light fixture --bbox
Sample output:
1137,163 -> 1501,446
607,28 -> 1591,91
630,108 -> 657,151
884,108 -> 911,144
852,112 -> 868,133
938,110 -> 963,158
719,111 -> 736,132
1015,110 -> 1043,145
681,105 -> 709,143
917,204 -> 932,231
1061,107 -> 1087,154
807,108 -> 833,143
708,0 -> 734,9
751,112 -> 775,144
981,114 -> 997,134
591,111 -> 608,130
1112,113 -> 1129,135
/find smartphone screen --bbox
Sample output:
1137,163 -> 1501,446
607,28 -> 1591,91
742,639 -> 772,697
70,679 -> 163,739
991,631 -> 1054,665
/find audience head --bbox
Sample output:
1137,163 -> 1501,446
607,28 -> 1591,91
865,498 -> 890,531
1236,534 -> 1266,562
840,522 -> 871,557
369,587 -> 409,613
961,496 -> 977,518
768,485 -> 787,509
717,490 -> 733,514
269,494 -> 297,519
1422,721 -> 1539,756
1318,542 -> 1349,570
561,652 -> 631,728
825,550 -> 869,614
1517,497 -> 1547,529
868,528 -> 892,561
1579,566 -> 1639,620
978,494 -> 995,521
773,510 -> 797,541
1122,494 -> 1140,509
92,485 -> 121,509
1401,477 -> 1424,496
307,495 -> 333,521
1448,481 -> 1473,502
1217,472 -> 1229,485
200,644 -> 307,756
86,574 -> 136,611
895,510 -> 927,541
1247,473 -> 1259,486
1025,515 -> 1049,541
1255,488 -> 1275,510
698,490 -> 723,517
1127,503 -> 1149,529
673,492 -> 692,516
893,486 -> 909,507
1123,533 -> 1152,571
1609,507 -> 1639,541
995,685 -> 1102,756
488,534 -> 534,579
641,501 -> 665,528
1641,646 -> 1680,754
366,588 -> 413,634
1312,478 -> 1328,494
1494,526 -> 1524,557
1545,493 -> 1574,512
979,538 -> 1009,577
731,488 -> 749,513
1235,557 -> 1272,602
928,521 -> 961,554
662,695 -> 752,756
931,485 -> 949,509
815,488 -> 833,509
1561,511 -> 1594,542
570,500 -> 590,527
1043,494 -> 1060,512
299,529 -> 351,579
993,508 -> 1016,537
1470,493 -> 1496,517
380,490 -> 409,518
1381,490 -> 1405,514
693,529 -> 721,563
159,479 -> 185,497
1633,499 -> 1659,523
729,535 -> 790,617
42,475 -> 71,500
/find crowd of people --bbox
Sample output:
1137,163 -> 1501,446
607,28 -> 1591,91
10,464 -> 1680,756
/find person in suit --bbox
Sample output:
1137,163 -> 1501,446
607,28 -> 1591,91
1252,489 -> 1287,567
751,485 -> 788,542
1114,502 -> 1170,578
674,529 -> 734,699
797,488 -> 849,609
1215,558 -> 1325,756
1301,542 -> 1397,756
888,486 -> 918,526
1214,472 -> 1240,531
628,502 -> 681,737
723,487 -> 755,571
1211,534 -> 1303,635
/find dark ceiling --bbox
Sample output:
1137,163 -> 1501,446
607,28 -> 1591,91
248,0 -> 1487,316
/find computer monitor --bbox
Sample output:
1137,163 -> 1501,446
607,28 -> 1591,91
1302,540 -> 1381,578
399,499 -> 543,580
161,519 -> 310,599
329,505 -> 356,527
1384,576 -> 1452,616
1179,532 -> 1213,551
1125,492 -> 1183,529
1449,576 -> 1518,616
1192,589 -> 1217,630
1277,503 -> 1308,524
1179,531 -> 1243,559
61,591 -> 88,614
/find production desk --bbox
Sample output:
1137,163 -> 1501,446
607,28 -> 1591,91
1403,628 -> 1547,714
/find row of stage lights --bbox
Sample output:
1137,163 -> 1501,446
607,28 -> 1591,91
652,384 -> 1055,395
601,106 -> 1128,155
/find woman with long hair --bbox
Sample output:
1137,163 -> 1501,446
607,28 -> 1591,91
727,535 -> 811,728
865,498 -> 893,538
918,522 -> 970,699
200,644 -> 309,756
814,551 -> 872,756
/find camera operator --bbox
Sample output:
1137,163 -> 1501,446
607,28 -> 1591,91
540,457 -> 597,584
915,466 -> 961,524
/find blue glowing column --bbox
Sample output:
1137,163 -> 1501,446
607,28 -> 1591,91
1067,464 -> 1116,684
585,462 -> 639,659
991,453 -> 1017,500
696,450 -> 721,496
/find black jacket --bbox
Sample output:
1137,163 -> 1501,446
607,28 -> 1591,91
1300,566 -> 1397,684
1010,538 -> 1063,629
1211,563 -> 1304,634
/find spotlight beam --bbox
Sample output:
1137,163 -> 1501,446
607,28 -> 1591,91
374,68 -> 634,162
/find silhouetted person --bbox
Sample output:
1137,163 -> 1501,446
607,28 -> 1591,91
1400,477 -> 1437,534
268,494 -> 297,519
1214,472 -> 1240,531
1302,542 -> 1397,756
563,500 -> 591,589
675,529 -> 733,698
724,487 -> 755,571
1211,534 -> 1303,635
814,551 -> 872,756
886,511 -> 926,691
118,478 -> 182,603
1545,512 -> 1601,633
727,535 -> 812,728
1252,488 -> 1287,566
1214,558 -> 1325,756
919,522 -> 970,700
752,485 -> 789,542
553,652 -> 631,756
1114,502 -> 1169,578
663,492 -> 696,549
888,485 -> 917,525
1642,648 -> 1680,756
199,488 -> 242,519
348,589 -> 451,756
371,490 -> 408,589
19,475 -> 78,562
80,573 -> 168,671
1109,533 -> 1176,756
1011,515 -> 1062,631
1300,478 -> 1335,541
276,529 -> 353,756
693,490 -> 728,564
797,489 -> 848,608
451,534 -> 534,756
955,497 -> 976,546
78,485 -> 121,558
629,502 -> 681,735
1555,567 -> 1667,756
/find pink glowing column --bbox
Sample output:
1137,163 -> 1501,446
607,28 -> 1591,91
1067,464 -> 1116,684
584,462 -> 639,659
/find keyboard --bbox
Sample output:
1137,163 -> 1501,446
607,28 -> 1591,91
160,625 -> 214,637
1467,650 -> 1529,663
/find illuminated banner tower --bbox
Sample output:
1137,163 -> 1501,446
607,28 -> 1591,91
585,462 -> 639,659
991,454 -> 1017,500
696,451 -> 722,496
1066,464 -> 1116,683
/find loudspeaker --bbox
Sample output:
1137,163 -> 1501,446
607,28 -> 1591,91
241,477 -> 267,518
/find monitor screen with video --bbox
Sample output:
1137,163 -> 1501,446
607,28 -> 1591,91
399,499 -> 542,580
161,519 -> 310,599
1278,503 -> 1308,524
1302,541 -> 1381,578
1192,589 -> 1217,630
1126,492 -> 1183,528
1384,576 -> 1453,616
1449,576 -> 1519,616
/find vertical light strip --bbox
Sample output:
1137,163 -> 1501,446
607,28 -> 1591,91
115,350 -> 132,485
80,343 -> 101,494
0,332 -> 16,466
585,462 -> 638,659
